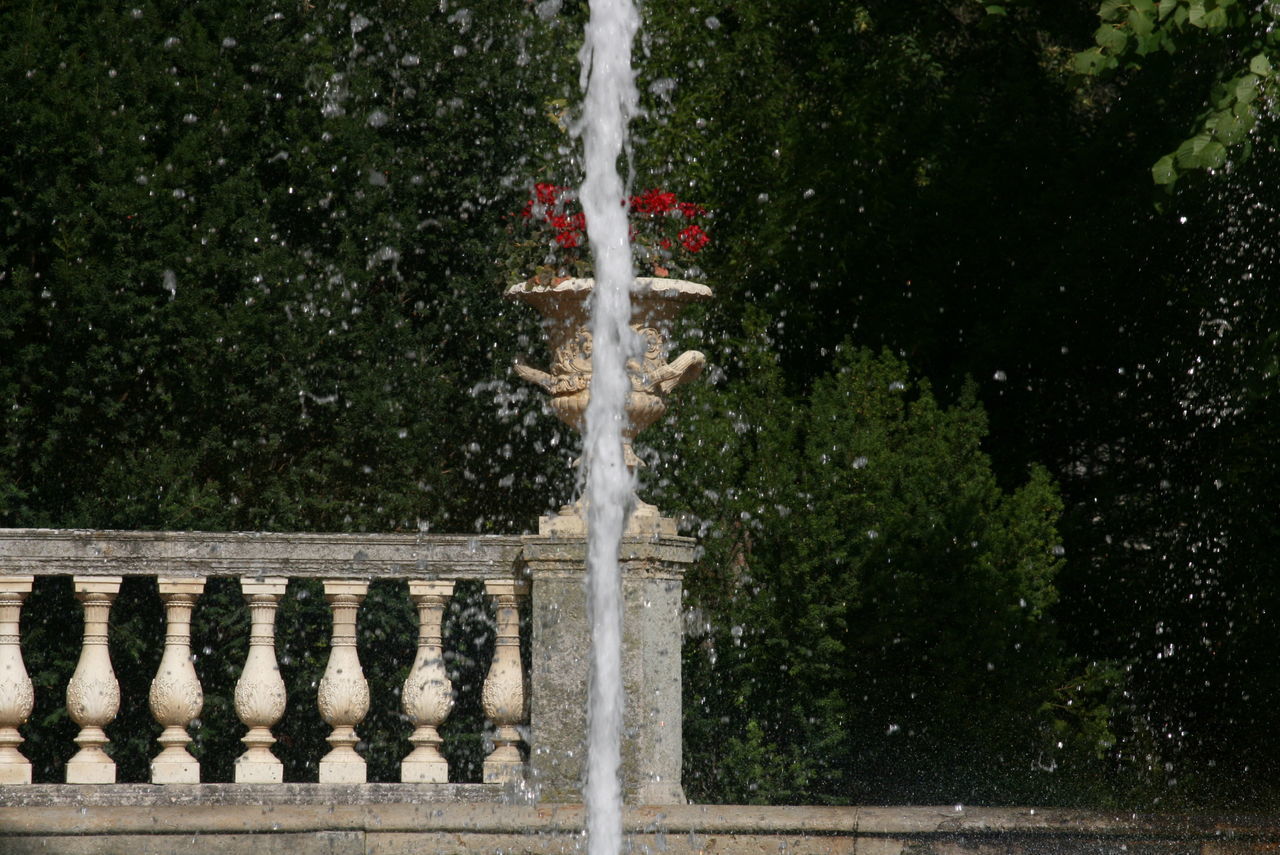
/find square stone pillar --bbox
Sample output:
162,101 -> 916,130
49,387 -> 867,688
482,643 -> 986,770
523,514 -> 693,805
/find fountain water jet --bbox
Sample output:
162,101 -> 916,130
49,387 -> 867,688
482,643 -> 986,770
576,0 -> 641,853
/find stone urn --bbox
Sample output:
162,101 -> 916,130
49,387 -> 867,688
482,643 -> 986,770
505,276 -> 711,530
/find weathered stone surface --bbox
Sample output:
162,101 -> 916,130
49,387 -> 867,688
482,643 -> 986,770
0,831 -> 365,855
524,528 -> 694,804
505,277 -> 713,473
0,783 -> 502,807
0,529 -> 523,578
0,801 -> 1276,855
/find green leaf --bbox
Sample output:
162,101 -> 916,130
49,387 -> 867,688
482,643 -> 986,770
1175,132 -> 1211,167
1152,154 -> 1178,184
1233,99 -> 1258,120
1132,0 -> 1155,11
1095,23 -> 1129,53
1073,47 -> 1113,75
1202,6 -> 1228,28
1134,33 -> 1161,55
1128,7 -> 1156,35
1250,53 -> 1273,76
1158,0 -> 1178,19
1200,140 -> 1227,168
1187,0 -> 1205,26
985,4 -> 1007,15
1212,112 -> 1246,144
1099,0 -> 1126,21
1236,73 -> 1260,104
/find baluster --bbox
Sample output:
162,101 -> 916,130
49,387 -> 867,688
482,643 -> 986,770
401,580 -> 454,783
66,576 -> 121,784
0,576 -> 34,784
482,578 -> 529,784
149,577 -> 205,784
234,577 -> 288,783
318,579 -> 369,783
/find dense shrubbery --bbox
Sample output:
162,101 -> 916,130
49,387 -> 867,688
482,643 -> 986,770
652,337 -> 1136,804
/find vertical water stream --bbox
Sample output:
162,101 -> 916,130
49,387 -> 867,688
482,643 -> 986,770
576,0 -> 641,853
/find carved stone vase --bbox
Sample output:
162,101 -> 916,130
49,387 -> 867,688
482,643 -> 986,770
504,276 -> 711,532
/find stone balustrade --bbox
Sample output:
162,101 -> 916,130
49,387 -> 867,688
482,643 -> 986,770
0,525 -> 693,804
0,529 -> 531,789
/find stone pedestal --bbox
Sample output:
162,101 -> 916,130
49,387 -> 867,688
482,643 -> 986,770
523,512 -> 691,805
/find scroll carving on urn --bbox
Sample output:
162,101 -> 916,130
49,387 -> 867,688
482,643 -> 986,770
505,277 -> 712,473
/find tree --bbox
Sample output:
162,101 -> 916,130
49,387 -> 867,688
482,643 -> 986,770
1072,0 -> 1280,185
653,334 -> 1121,804
0,0 -> 565,782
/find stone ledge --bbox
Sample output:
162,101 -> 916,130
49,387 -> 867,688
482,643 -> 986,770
1,801 -> 1277,838
0,803 -> 1276,855
0,529 -> 524,578
0,783 -> 504,808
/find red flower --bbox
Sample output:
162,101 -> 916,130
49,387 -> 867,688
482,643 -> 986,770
631,188 -> 677,215
554,229 -> 580,248
678,224 -> 709,253
677,201 -> 705,219
534,183 -> 563,206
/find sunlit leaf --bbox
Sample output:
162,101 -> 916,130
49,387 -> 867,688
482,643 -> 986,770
1202,6 -> 1229,28
1129,7 -> 1156,35
1073,46 -> 1112,75
1199,139 -> 1227,168
1235,73 -> 1259,103
1151,154 -> 1178,184
1099,0 -> 1127,22
1095,23 -> 1129,53
1174,132 -> 1211,166
1211,112 -> 1245,144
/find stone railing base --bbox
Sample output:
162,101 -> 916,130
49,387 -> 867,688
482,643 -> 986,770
0,801 -> 1276,855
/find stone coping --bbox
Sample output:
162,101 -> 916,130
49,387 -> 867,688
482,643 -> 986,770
0,783 -> 504,808
0,528 -> 524,579
0,796 -> 1275,840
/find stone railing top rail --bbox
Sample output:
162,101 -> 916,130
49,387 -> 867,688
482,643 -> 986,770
0,528 -> 526,580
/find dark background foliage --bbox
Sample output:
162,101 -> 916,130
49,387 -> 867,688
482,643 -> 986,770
4,0 -> 1279,808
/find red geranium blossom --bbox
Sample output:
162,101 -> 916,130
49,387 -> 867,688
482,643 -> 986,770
631,188 -> 677,215
678,224 -> 709,253
508,183 -> 709,281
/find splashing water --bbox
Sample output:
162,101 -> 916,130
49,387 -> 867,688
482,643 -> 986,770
575,0 -> 641,853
